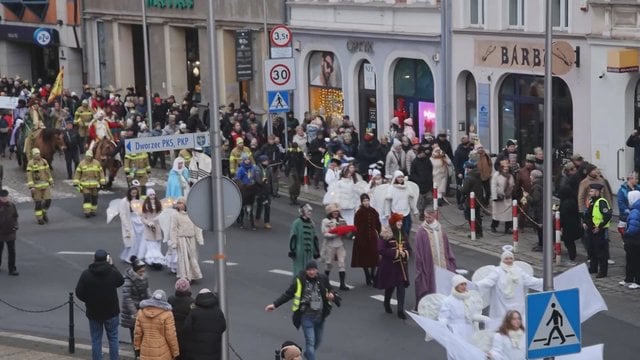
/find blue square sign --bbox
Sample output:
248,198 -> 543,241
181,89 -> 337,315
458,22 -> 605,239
267,91 -> 290,113
527,288 -> 581,359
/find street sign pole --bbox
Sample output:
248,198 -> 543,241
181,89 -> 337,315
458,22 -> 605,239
543,1 -> 555,358
140,0 -> 153,129
206,0 -> 228,359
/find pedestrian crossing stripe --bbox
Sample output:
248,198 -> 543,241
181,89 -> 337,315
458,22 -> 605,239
527,288 -> 581,358
267,91 -> 290,112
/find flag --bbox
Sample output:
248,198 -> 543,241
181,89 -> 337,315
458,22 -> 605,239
47,66 -> 64,104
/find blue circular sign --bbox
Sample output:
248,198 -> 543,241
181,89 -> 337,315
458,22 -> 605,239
33,28 -> 52,47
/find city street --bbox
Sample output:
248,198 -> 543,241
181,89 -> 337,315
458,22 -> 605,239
0,157 -> 639,359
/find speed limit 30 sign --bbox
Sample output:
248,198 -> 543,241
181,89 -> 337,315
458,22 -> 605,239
264,58 -> 296,91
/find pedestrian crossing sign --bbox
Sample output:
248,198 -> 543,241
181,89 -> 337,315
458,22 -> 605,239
527,288 -> 581,359
268,91 -> 290,113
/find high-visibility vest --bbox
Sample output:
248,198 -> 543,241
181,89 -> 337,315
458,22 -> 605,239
592,198 -> 611,228
292,278 -> 302,312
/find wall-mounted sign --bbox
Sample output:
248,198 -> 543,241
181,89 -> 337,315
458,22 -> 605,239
607,49 -> 639,73
363,63 -> 376,90
270,24 -> 293,59
474,40 -> 575,75
146,0 -> 194,10
0,24 -> 58,47
347,39 -> 373,54
235,29 -> 253,81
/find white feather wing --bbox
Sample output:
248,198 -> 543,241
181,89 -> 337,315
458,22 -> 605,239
106,199 -> 122,224
515,261 -> 534,277
157,207 -> 177,243
370,184 -> 391,218
417,293 -> 447,342
472,265 -> 496,308
406,181 -> 420,210
471,330 -> 495,353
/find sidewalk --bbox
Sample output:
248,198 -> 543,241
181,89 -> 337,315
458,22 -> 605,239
0,332 -> 135,360
278,178 -> 632,298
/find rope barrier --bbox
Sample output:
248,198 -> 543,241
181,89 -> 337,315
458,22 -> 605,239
304,158 -> 325,170
0,297 -> 68,313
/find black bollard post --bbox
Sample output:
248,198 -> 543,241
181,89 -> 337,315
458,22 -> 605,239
68,292 -> 75,354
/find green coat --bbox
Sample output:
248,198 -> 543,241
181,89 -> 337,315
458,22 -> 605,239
289,216 -> 320,275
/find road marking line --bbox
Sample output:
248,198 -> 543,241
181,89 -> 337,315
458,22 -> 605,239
370,295 -> 398,306
269,269 -> 354,289
57,251 -> 95,255
2,186 -> 35,203
0,331 -> 135,358
203,260 -> 238,266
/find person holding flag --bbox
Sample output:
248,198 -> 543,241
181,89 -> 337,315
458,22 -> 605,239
47,67 -> 64,104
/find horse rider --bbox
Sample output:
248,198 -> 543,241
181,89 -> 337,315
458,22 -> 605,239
87,110 -> 117,153
23,100 -> 46,161
73,150 -> 106,218
26,147 -> 54,225
124,150 -> 151,195
74,99 -> 94,151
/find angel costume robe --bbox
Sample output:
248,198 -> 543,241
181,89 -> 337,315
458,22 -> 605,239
414,221 -> 457,306
437,291 -> 483,343
325,178 -> 365,225
476,264 -> 543,326
169,210 -> 204,280
489,331 -> 526,360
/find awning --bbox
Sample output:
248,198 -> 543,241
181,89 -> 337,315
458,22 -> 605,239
607,49 -> 639,73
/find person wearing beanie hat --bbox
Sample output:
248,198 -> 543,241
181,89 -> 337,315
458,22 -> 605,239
120,255 -> 149,341
403,118 -> 416,141
255,153 -> 274,229
25,145 -> 54,225
461,153 -> 485,238
134,289 -> 179,360
265,255 -> 335,360
438,274 -> 489,345
583,176 -> 613,278
353,192 -> 382,286
414,209 -> 457,307
494,139 -> 518,172
376,213 -> 412,319
73,147 -> 106,217
385,138 -> 406,178
182,286 -> 226,360
229,136 -> 253,177
168,278 -> 194,357
285,139 -> 306,205
321,203 -> 351,290
75,248 -> 124,360
475,245 -> 542,325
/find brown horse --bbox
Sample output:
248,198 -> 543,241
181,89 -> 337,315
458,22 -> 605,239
21,128 -> 66,170
233,178 -> 258,230
94,138 -> 121,189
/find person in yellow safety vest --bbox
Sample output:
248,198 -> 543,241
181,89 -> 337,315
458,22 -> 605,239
178,148 -> 193,168
124,152 -> 151,195
73,150 -> 106,218
229,137 -> 253,177
74,99 -> 94,151
264,260 -> 339,360
583,183 -> 612,278
26,147 -> 54,225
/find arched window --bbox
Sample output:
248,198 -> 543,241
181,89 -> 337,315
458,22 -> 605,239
465,73 -> 477,136
393,58 -> 434,137
308,51 -> 344,126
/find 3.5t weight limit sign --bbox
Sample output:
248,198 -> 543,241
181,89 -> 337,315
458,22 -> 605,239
270,25 -> 292,47
264,58 -> 296,91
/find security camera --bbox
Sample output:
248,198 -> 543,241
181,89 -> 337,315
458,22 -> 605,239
598,72 -> 605,79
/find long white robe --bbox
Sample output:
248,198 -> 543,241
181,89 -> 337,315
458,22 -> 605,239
437,295 -> 477,343
169,210 -> 204,280
489,332 -> 526,360
476,265 -> 543,328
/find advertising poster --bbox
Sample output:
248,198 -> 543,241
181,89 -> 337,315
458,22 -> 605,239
418,101 -> 436,138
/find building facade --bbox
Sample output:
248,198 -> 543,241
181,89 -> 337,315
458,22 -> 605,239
82,0 -> 285,108
289,0 -> 443,138
0,0 -> 84,90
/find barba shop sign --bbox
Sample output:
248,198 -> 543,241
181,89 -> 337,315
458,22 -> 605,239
475,40 -> 575,76
147,0 -> 194,9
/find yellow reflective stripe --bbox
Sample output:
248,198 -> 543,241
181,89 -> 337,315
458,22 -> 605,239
292,278 -> 302,312
33,183 -> 50,189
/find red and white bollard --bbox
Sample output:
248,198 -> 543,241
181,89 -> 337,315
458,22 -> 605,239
512,200 -> 519,253
433,185 -> 439,218
470,192 -> 476,240
555,210 -> 562,265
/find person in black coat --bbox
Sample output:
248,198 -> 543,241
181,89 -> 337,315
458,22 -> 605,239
558,183 -> 581,263
0,189 -> 19,275
461,163 -> 484,238
284,143 -> 306,205
409,146 -> 434,218
453,136 -> 474,209
75,249 -> 125,360
357,134 -> 384,176
168,278 -> 194,360
308,132 -> 328,188
626,129 -> 640,172
62,121 -> 81,179
181,288 -> 226,360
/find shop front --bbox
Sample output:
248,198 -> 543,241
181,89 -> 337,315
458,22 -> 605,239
293,31 -> 441,139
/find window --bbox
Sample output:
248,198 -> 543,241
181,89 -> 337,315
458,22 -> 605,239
465,73 -> 477,135
552,0 -> 569,29
470,0 -> 484,25
509,0 -> 524,28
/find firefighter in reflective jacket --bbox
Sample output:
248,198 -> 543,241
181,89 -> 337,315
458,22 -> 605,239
26,147 -> 53,225
73,150 -> 106,217
124,152 -> 151,195
583,183 -> 612,278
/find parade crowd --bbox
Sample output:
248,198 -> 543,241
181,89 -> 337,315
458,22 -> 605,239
0,75 -> 634,359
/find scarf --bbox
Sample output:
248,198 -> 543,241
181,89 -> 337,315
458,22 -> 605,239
451,289 -> 473,322
422,221 -> 446,267
499,263 -> 520,299
508,329 -> 524,349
